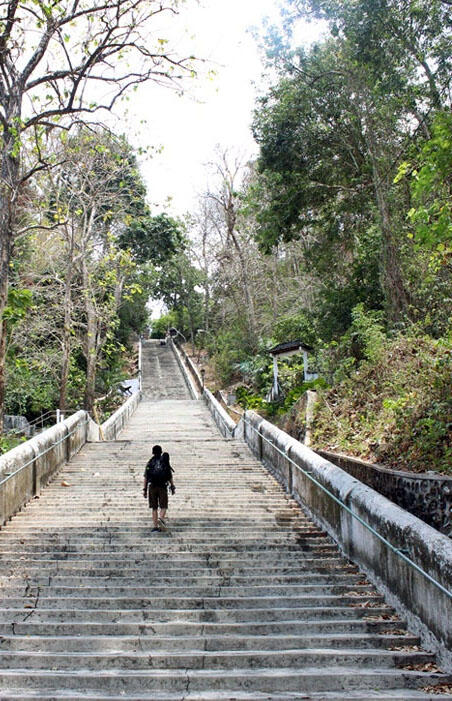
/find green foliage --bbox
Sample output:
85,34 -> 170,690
349,304 -> 386,363
5,355 -> 60,417
275,378 -> 327,416
311,332 -> 452,473
235,346 -> 273,390
250,0 -> 451,328
2,288 -> 33,326
150,311 -> 178,338
272,313 -> 316,347
399,111 -> 452,265
151,251 -> 204,341
235,386 -> 268,411
119,212 -> 185,266
116,269 -> 152,345
65,357 -> 86,410
317,304 -> 387,384
235,377 -> 326,419
208,331 -> 251,385
0,435 -> 27,456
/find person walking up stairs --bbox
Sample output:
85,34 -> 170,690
143,444 -> 175,532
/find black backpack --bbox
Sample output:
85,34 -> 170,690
146,456 -> 167,487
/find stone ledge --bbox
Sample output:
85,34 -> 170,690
0,410 -> 89,528
235,410 -> 452,670
316,449 -> 452,538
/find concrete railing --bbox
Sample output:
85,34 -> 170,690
0,410 -> 89,528
174,342 -> 203,394
170,340 -> 199,397
316,449 -> 452,538
235,410 -> 452,669
89,391 -> 141,441
171,342 -> 236,437
203,388 -> 236,439
170,340 -> 201,399
0,391 -> 141,528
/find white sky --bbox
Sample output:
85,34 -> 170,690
119,0 -> 324,217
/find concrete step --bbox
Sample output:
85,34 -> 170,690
1,690 -> 451,700
0,632 -> 421,652
0,583 -> 379,597
0,340 -> 449,699
0,593 -> 387,610
0,668 -> 450,694
0,649 -> 437,671
0,606 -> 396,622
0,619 -> 411,637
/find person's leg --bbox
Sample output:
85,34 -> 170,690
149,487 -> 160,531
159,487 -> 168,525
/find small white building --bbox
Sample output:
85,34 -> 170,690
267,340 -> 317,401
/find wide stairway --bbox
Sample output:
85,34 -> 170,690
0,341 -> 450,699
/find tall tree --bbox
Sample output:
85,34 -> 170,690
252,0 -> 451,325
49,129 -> 143,412
0,0 -> 194,429
205,150 -> 259,350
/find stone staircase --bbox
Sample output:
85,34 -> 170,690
0,341 -> 450,699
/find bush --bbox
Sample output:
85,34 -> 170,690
150,311 -> 178,339
5,355 -> 60,418
208,331 -> 251,385
311,332 -> 452,473
272,313 -> 316,347
0,434 -> 27,456
317,304 -> 386,384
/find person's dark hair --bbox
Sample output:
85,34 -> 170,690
161,452 -> 170,467
152,445 -> 162,457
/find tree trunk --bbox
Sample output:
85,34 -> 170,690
59,265 -> 74,412
0,319 -> 7,433
364,113 -> 410,322
201,232 -> 210,334
223,187 -> 258,350
82,258 -> 98,414
230,232 -> 258,350
0,106 -> 21,432
371,161 -> 410,322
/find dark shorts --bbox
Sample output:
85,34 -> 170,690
148,485 -> 168,510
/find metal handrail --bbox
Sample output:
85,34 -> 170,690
240,411 -> 452,601
0,414 -> 90,487
5,409 -> 83,436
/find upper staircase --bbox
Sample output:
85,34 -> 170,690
0,341 -> 450,699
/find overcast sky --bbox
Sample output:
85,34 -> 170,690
121,0 -> 324,217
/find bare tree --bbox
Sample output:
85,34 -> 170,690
204,149 -> 259,350
0,0 -> 194,429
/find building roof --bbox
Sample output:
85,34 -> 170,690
268,340 -> 313,356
